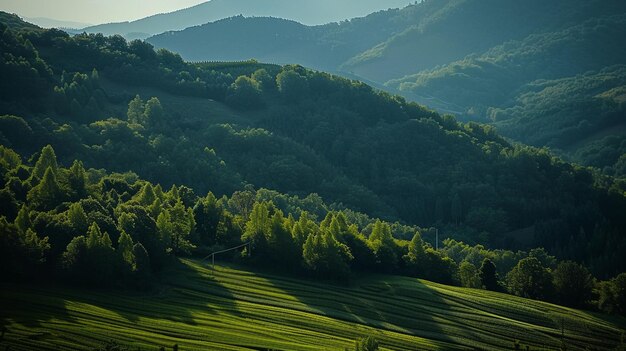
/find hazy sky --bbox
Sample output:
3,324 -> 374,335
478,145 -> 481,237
0,0 -> 208,25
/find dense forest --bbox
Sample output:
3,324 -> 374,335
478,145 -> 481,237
0,13 -> 626,316
145,0 -> 626,174
2,143 -> 625,314
391,15 -> 626,172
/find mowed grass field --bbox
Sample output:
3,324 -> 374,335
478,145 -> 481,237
1,259 -> 625,351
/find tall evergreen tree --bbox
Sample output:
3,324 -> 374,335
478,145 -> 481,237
127,95 -> 145,124
14,205 -> 31,233
67,160 -> 87,200
118,230 -> 134,267
67,202 -> 88,235
368,220 -> 398,270
27,167 -> 61,210
193,192 -> 223,245
479,258 -> 500,291
32,145 -> 58,180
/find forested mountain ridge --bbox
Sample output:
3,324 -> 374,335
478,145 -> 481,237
77,0 -> 413,40
147,0 -> 626,174
147,0 -> 626,84
1,14 -> 625,279
389,14 -> 626,175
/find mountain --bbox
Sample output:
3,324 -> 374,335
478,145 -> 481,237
0,12 -> 40,31
149,0 -> 626,83
2,13 -> 626,277
79,0 -> 414,40
25,17 -> 91,29
148,0 -> 626,172
1,13 -> 626,348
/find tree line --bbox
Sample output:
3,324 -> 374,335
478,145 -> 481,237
1,144 -> 624,315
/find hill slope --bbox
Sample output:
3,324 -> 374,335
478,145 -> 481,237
147,0 -> 626,171
2,14 -> 626,275
80,0 -> 413,39
1,259 -> 625,350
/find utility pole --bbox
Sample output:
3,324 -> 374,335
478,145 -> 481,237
436,228 -> 439,251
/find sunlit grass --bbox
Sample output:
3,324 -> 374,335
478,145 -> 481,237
1,259 -> 624,350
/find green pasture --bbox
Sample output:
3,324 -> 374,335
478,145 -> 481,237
1,259 -> 624,350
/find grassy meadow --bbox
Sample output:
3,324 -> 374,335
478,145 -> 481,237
1,259 -> 624,350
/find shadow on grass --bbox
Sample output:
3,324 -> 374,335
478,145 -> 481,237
0,282 -> 77,329
0,260 -> 238,349
192,259 -> 462,350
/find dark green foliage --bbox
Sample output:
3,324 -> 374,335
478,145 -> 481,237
53,70 -> 106,121
156,200 -> 196,255
0,23 -> 52,100
506,257 -> 553,300
132,242 -> 151,282
27,167 -> 62,210
598,273 -> 626,315
458,261 -> 481,289
31,144 -> 58,180
0,144 -> 623,312
67,202 -> 89,235
367,221 -> 399,272
67,160 -> 87,200
552,261 -> 594,308
3,22 -> 625,279
146,0 -> 626,176
277,68 -> 309,103
0,12 -> 41,32
0,14 -> 624,313
0,116 -> 33,151
241,201 -> 272,256
0,216 -> 49,279
252,68 -> 275,91
193,192 -> 225,246
403,232 -> 426,276
225,75 -> 264,109
62,222 -> 118,286
302,227 -> 353,280
479,258 -> 500,292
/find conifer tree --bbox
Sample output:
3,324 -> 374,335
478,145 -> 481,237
67,202 -> 88,235
14,205 -> 31,233
118,230 -> 135,271
27,167 -> 61,210
67,160 -> 87,200
479,258 -> 500,291
32,145 -> 58,179
127,95 -> 145,124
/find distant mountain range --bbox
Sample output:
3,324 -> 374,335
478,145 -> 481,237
25,17 -> 91,29
77,0 -> 414,40
147,0 -> 626,174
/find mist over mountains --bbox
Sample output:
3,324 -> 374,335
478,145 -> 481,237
77,0 -> 414,39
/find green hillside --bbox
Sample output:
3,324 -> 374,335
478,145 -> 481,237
145,0 -> 626,173
2,13 -> 626,350
2,259 -> 625,351
1,13 -> 626,275
389,15 -> 626,172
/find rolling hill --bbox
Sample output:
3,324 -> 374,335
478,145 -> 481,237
388,14 -> 626,173
78,0 -> 414,40
1,259 -> 625,350
1,13 -> 626,351
146,0 -> 626,172
1,12 -> 626,275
